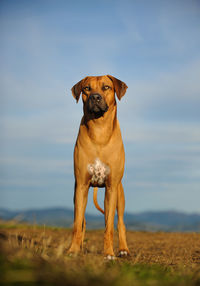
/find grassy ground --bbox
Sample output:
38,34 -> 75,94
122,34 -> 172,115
0,221 -> 200,285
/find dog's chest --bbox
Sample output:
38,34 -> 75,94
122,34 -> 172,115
87,158 -> 110,185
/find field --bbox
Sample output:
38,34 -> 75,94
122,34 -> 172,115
0,221 -> 200,286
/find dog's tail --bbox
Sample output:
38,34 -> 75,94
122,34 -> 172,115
93,187 -> 104,215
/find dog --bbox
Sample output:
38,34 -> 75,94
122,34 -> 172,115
68,75 -> 130,259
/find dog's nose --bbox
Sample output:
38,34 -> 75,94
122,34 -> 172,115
90,94 -> 102,102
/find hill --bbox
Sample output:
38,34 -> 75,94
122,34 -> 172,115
0,207 -> 200,231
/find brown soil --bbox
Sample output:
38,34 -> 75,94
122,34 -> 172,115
1,224 -> 200,270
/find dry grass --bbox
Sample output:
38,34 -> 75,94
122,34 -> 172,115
0,221 -> 200,285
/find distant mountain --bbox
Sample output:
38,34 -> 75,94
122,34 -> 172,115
0,207 -> 200,232
124,211 -> 200,231
0,207 -> 104,229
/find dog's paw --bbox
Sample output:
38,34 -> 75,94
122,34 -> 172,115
117,250 -> 130,258
104,255 -> 115,260
66,247 -> 80,257
67,251 -> 78,258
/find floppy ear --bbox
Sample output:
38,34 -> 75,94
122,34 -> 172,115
107,75 -> 128,100
71,79 -> 83,103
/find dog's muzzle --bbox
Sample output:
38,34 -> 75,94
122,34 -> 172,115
90,93 -> 102,102
87,93 -> 108,115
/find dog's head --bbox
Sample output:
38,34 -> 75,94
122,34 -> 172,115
71,75 -> 128,118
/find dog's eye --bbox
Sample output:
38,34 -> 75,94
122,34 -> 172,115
103,85 -> 111,91
84,86 -> 90,91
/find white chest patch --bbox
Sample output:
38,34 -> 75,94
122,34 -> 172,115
87,158 -> 110,185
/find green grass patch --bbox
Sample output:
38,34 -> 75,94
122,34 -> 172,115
1,255 -> 200,286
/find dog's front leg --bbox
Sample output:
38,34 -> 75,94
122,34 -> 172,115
104,185 -> 118,259
68,183 -> 89,254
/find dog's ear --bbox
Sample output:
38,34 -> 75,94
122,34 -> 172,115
71,79 -> 83,103
107,75 -> 128,100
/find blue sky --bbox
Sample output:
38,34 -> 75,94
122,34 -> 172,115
1,0 -> 200,214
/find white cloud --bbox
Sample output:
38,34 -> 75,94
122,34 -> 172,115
122,121 -> 200,144
125,183 -> 200,213
117,59 -> 200,136
0,156 -> 72,174
159,0 -> 200,55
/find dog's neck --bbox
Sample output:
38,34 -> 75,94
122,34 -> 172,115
83,103 -> 117,145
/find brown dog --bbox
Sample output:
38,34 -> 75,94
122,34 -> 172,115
68,75 -> 129,259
